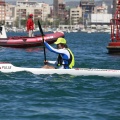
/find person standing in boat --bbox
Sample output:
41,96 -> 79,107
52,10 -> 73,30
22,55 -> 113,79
26,14 -> 34,37
43,37 -> 75,69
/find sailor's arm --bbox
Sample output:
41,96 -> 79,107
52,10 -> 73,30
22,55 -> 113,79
44,41 -> 62,54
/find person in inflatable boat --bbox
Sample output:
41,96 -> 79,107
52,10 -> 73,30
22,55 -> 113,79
43,37 -> 75,69
26,14 -> 34,37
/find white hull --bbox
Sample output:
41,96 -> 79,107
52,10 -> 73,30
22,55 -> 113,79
0,63 -> 120,77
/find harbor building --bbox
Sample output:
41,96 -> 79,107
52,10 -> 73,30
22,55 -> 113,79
90,1 -> 112,32
70,6 -> 82,25
53,0 -> 65,18
4,0 -> 50,28
80,0 -> 95,27
0,0 -> 5,24
53,0 -> 69,26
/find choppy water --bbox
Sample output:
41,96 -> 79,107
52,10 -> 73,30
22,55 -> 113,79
0,31 -> 120,120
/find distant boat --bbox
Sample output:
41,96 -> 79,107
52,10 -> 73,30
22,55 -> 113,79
0,26 -> 64,48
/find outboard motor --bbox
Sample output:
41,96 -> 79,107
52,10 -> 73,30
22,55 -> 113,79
0,25 -> 7,38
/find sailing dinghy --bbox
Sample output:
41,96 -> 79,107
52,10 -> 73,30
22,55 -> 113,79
0,62 -> 120,77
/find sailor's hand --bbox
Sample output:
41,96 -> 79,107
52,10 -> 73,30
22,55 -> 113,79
44,60 -> 48,65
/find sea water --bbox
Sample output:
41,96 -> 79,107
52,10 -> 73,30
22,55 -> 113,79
0,31 -> 119,120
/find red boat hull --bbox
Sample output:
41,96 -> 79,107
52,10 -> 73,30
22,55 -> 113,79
107,42 -> 120,54
0,32 -> 64,48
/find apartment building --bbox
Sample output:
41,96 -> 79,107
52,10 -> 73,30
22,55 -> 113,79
0,0 -> 5,24
15,0 -> 50,21
80,0 -> 95,16
4,0 -> 50,27
53,0 -> 68,20
5,3 -> 15,26
70,6 -> 82,25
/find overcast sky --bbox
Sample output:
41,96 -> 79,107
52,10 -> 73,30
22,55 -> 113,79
6,0 -> 100,4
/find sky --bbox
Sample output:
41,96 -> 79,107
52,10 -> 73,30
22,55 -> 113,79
5,0 -> 100,4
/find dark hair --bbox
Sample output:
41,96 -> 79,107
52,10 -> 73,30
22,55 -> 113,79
60,43 -> 68,48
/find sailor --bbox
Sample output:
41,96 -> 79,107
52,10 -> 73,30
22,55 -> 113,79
26,14 -> 34,37
43,37 -> 75,69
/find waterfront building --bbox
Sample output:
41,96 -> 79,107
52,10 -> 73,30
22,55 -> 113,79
53,0 -> 58,18
0,0 -> 5,24
53,0 -> 65,18
4,0 -> 50,28
80,0 -> 95,13
15,0 -> 50,22
53,0 -> 69,27
91,1 -> 112,25
90,1 -> 112,32
70,6 -> 82,25
80,0 -> 95,26
5,3 -> 15,27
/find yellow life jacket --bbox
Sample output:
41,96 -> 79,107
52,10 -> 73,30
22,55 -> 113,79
67,48 -> 75,68
57,48 -> 75,69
